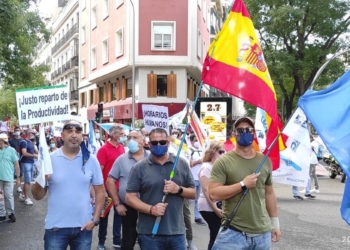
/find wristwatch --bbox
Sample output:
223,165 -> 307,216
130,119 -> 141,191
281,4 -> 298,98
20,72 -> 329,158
240,181 -> 247,191
91,218 -> 100,226
177,186 -> 184,195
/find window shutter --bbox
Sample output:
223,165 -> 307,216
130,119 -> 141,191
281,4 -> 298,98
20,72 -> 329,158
121,77 -> 127,99
147,73 -> 157,97
167,73 -> 177,98
95,87 -> 100,104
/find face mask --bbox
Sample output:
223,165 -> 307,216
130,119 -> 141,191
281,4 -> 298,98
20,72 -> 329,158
30,136 -> 35,140
83,140 -> 87,143
50,143 -> 56,148
150,145 -> 168,157
118,136 -> 127,144
144,136 -> 150,144
171,134 -> 177,139
193,141 -> 200,148
14,132 -> 20,136
237,132 -> 254,147
95,133 -> 100,140
127,139 -> 139,153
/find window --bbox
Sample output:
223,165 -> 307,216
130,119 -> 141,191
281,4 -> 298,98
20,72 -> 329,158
103,0 -> 109,19
81,60 -> 85,78
151,21 -> 176,51
115,28 -> 123,57
80,92 -> 86,107
81,0 -> 86,10
91,47 -> 96,70
112,82 -> 116,100
147,73 -> 177,98
197,30 -> 201,59
99,86 -> 104,102
62,28 -> 65,35
116,0 -> 123,8
89,90 -> 94,105
127,78 -> 132,97
203,0 -> 206,22
202,40 -> 206,63
102,38 -> 109,64
91,6 -> 97,29
81,25 -> 86,44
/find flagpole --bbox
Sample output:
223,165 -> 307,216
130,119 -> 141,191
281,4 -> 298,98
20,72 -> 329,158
151,81 -> 204,238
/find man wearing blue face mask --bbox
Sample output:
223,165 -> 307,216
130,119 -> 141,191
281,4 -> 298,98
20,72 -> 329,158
126,128 -> 196,250
209,117 -> 281,250
107,130 -> 149,250
96,125 -> 126,250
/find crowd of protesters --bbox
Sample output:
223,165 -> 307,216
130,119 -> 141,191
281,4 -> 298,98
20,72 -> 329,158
0,117 -> 282,250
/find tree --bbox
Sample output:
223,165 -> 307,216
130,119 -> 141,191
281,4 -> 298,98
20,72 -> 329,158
244,0 -> 350,121
0,0 -> 50,119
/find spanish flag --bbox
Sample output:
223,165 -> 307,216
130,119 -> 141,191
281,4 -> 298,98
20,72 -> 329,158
202,0 -> 284,170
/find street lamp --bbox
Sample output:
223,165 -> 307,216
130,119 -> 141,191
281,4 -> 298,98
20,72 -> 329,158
130,0 -> 136,128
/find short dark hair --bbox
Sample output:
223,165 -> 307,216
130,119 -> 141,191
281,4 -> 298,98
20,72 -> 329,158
149,128 -> 168,139
189,133 -> 196,142
234,117 -> 255,129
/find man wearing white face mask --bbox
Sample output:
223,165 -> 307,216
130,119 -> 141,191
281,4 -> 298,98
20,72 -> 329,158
141,128 -> 150,151
189,134 -> 205,225
107,130 -> 149,250
96,125 -> 126,250
94,128 -> 105,154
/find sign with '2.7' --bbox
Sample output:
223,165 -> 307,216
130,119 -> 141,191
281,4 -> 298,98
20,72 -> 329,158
15,85 -> 71,126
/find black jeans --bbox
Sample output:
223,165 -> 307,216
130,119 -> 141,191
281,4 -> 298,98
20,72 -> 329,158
98,206 -> 122,246
121,204 -> 138,250
200,211 -> 222,250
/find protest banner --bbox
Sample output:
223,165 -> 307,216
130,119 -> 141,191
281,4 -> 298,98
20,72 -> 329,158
0,121 -> 8,132
188,105 -> 209,150
272,108 -> 311,187
142,104 -> 169,133
15,85 -> 71,126
168,138 -> 191,164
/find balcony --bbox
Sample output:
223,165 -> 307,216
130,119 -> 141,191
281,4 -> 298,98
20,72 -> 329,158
46,56 -> 52,64
51,22 -> 79,55
51,56 -> 79,80
70,90 -> 78,101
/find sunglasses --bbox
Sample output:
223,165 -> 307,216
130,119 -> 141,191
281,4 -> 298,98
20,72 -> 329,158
150,140 -> 168,146
63,124 -> 83,132
171,132 -> 178,135
218,150 -> 225,155
236,127 -> 254,134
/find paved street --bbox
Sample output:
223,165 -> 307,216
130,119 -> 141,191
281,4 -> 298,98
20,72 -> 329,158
1,175 -> 350,250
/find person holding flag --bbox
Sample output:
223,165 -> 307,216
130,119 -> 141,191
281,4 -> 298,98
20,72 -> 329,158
126,128 -> 195,250
209,118 -> 281,249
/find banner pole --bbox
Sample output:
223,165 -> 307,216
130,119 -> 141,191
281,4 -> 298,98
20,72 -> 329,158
151,81 -> 204,238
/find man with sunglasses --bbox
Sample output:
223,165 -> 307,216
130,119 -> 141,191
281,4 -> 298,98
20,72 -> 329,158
31,120 -> 105,250
126,128 -> 195,250
209,117 -> 281,250
96,125 -> 126,250
107,130 -> 149,250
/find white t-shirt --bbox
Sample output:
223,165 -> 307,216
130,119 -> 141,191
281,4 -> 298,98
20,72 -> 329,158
198,162 -> 214,212
310,143 -> 318,164
190,147 -> 202,181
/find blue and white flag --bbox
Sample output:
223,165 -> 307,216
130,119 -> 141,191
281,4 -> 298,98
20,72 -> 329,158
35,125 -> 53,188
88,120 -> 97,155
272,108 -> 311,187
298,69 -> 350,225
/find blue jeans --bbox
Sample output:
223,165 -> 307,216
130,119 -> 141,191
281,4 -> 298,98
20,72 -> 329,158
138,234 -> 186,250
44,227 -> 92,250
22,162 -> 34,183
212,227 -> 271,250
193,180 -> 201,219
292,184 -> 310,196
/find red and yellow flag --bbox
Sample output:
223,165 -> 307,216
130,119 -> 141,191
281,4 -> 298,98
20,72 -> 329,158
202,0 -> 284,170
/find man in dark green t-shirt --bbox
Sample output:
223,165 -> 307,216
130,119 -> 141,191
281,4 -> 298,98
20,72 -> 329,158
209,117 -> 281,250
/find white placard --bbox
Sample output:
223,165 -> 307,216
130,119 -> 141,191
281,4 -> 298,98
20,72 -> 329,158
16,85 -> 70,126
142,104 -> 169,133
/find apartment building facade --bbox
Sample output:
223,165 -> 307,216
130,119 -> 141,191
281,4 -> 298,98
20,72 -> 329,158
50,0 -> 80,114
79,0 -> 212,131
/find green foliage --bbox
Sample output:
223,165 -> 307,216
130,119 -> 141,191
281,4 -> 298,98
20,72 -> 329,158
245,0 -> 350,120
0,0 -> 50,120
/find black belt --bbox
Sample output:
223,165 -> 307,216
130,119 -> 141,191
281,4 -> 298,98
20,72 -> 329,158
228,225 -> 243,233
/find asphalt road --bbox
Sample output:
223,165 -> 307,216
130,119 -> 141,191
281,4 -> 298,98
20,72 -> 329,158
1,175 -> 350,250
